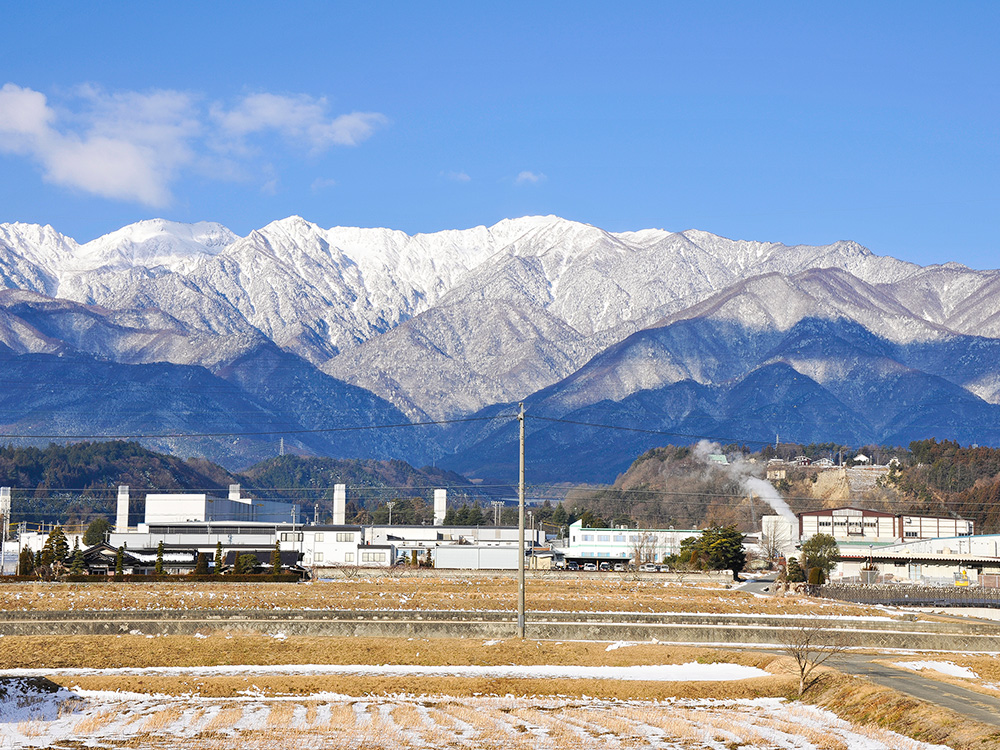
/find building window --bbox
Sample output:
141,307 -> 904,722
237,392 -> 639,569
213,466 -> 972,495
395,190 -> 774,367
345,552 -> 354,562
314,552 -> 324,562
280,532 -> 303,542
597,535 -> 610,542
362,552 -> 387,563
905,531 -> 917,537
597,552 -> 610,558
336,532 -> 354,542
582,535 -> 594,542
629,535 -> 638,542
613,535 -> 625,543
314,533 -> 324,542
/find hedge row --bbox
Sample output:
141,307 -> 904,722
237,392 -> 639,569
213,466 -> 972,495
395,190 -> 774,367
0,573 -> 303,583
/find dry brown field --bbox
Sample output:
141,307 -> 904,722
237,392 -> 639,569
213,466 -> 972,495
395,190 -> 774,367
0,575 -> 905,618
1,577 -> 994,749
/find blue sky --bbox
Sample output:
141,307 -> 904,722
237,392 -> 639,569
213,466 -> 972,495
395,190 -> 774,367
1,1 -> 997,269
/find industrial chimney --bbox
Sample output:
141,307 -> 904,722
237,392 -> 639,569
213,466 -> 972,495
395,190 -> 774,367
333,484 -> 346,525
116,486 -> 129,533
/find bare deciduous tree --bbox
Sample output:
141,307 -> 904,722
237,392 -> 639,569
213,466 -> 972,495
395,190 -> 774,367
631,531 -> 657,568
782,624 -> 848,697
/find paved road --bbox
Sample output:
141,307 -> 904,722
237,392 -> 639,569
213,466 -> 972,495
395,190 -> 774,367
834,653 -> 1000,729
736,576 -> 776,595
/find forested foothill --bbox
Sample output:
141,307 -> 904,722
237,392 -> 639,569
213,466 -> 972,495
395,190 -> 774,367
4,437 -> 1000,534
564,439 -> 1000,534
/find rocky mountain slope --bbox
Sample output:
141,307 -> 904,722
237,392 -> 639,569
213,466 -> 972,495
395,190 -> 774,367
2,215 -> 999,480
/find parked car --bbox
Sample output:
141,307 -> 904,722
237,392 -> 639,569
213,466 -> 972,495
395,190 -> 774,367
567,561 -> 579,571
613,563 -> 626,572
583,563 -> 597,571
599,562 -> 611,571
640,563 -> 659,572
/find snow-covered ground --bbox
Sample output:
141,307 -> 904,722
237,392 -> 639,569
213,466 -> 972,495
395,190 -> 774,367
892,659 -> 1000,693
0,676 -> 950,750
0,661 -> 769,682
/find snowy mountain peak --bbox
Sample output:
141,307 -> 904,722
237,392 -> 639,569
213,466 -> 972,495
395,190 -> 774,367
65,219 -> 239,276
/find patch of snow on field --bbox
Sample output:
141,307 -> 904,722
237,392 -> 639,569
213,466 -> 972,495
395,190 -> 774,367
0,682 -> 953,750
0,662 -> 769,682
893,661 -> 979,680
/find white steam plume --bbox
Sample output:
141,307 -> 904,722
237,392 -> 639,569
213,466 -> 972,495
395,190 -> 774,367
693,440 -> 796,524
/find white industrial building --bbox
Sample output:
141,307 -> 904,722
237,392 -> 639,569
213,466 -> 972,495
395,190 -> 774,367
367,523 -> 544,563
8,483 -> 546,575
560,519 -> 700,564
833,534 -> 1000,585
761,506 -> 975,554
433,545 -> 520,570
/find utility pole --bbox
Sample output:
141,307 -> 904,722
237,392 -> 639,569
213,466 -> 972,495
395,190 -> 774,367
387,501 -> 395,526
517,402 -> 526,639
492,500 -> 504,525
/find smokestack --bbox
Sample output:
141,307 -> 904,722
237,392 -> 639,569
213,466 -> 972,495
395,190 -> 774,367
229,484 -> 241,502
116,486 -> 129,533
0,487 -> 10,530
434,489 -> 447,526
333,484 -> 346,525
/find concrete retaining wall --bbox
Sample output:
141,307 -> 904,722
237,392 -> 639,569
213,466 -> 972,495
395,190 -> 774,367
3,609 -> 999,651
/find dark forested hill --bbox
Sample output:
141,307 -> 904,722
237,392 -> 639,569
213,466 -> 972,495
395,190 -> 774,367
240,455 -> 486,522
0,441 -> 240,526
0,444 -> 489,527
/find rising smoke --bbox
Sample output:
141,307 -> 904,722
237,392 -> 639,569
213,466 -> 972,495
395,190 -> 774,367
693,440 -> 796,523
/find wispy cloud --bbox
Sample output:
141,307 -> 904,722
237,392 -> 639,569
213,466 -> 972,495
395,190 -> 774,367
212,93 -> 387,151
442,170 -> 471,183
0,83 -> 197,206
516,170 -> 546,185
311,177 -> 337,191
0,83 -> 387,207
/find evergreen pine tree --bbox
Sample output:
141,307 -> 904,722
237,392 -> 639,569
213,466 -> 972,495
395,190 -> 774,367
786,556 -> 806,582
70,546 -> 85,575
18,547 -> 35,575
115,546 -> 124,576
214,541 -> 223,575
83,517 -> 112,546
53,526 -> 70,561
271,540 -> 281,575
194,552 -> 209,575
155,541 -> 164,575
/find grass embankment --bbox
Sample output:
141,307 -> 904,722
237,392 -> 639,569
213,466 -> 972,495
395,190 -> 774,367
0,576 -> 902,618
1,634 -> 791,700
811,675 -> 1000,750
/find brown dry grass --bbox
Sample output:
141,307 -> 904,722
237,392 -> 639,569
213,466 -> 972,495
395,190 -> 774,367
811,673 -> 1000,750
0,633 -> 780,670
54,672 -> 796,701
0,576 -> 897,618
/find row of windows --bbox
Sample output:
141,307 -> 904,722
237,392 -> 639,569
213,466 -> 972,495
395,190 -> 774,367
362,552 -> 387,562
283,532 -> 356,543
581,534 -> 656,543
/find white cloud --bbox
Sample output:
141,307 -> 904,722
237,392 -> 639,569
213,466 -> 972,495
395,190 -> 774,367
311,177 -> 337,191
516,170 -> 546,185
443,170 -> 471,183
213,93 -> 387,150
0,82 -> 388,206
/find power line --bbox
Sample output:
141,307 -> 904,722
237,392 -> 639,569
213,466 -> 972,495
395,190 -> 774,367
0,415 -> 502,440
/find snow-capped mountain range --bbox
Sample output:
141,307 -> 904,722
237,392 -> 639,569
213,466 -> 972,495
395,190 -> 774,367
2,215 -> 999,480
